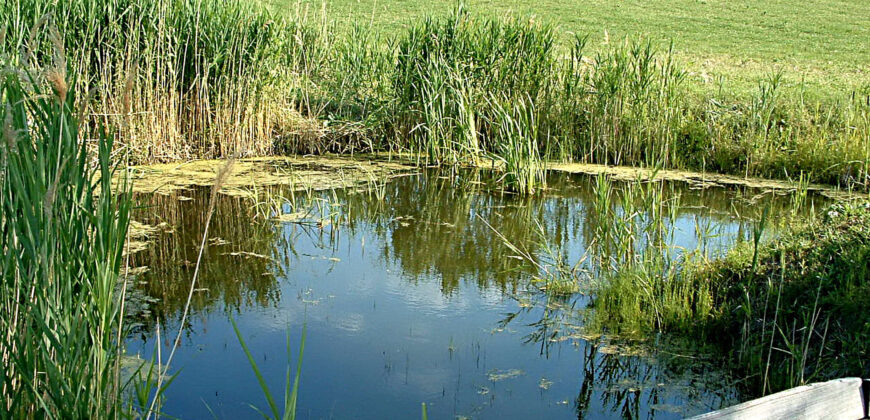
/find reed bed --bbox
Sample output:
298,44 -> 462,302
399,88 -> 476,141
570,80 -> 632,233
384,9 -> 869,192
3,3 -> 868,193
1,0 -> 308,162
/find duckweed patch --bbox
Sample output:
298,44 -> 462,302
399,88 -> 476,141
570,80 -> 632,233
548,162 -> 862,200
125,221 -> 172,256
487,369 -> 525,382
126,155 -> 416,195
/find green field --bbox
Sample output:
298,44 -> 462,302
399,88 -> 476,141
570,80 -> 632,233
270,0 -> 870,96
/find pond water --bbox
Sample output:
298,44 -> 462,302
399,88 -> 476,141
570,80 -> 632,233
126,169 -> 825,419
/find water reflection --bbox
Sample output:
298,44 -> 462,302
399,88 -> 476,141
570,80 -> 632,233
130,189 -> 285,329
496,291 -> 737,419
127,169 -> 824,419
572,340 -> 738,419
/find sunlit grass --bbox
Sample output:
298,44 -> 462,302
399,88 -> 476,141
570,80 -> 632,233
276,0 -> 870,98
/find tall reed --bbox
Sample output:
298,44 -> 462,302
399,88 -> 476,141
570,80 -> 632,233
0,0 -> 310,162
388,8 -> 555,158
0,53 -> 146,418
382,7 -> 869,192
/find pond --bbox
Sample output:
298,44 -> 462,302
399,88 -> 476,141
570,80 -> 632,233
126,169 -> 826,419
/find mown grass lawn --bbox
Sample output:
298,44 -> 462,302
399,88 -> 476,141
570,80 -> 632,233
267,0 -> 870,98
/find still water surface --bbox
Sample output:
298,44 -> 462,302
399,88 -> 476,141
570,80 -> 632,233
127,170 -> 821,419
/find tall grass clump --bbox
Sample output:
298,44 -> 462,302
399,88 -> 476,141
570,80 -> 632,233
549,38 -> 868,189
278,19 -> 394,155
387,7 -> 554,192
557,39 -> 687,168
487,94 -> 546,193
0,58 -> 146,417
699,75 -> 870,186
583,175 -> 717,334
0,0 -> 311,162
